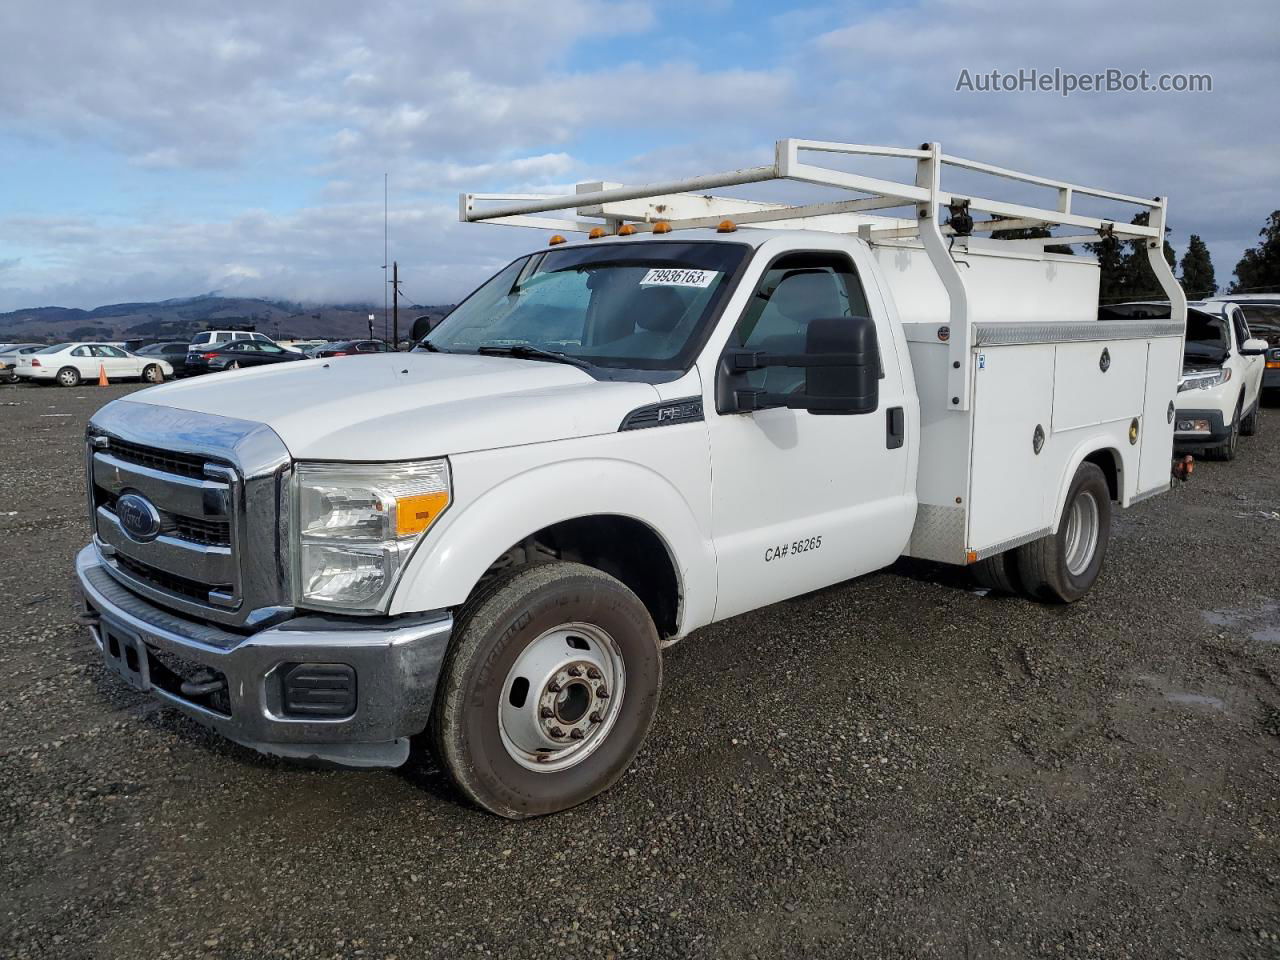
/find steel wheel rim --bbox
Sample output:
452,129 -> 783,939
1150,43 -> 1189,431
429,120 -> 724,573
498,621 -> 625,773
59,370 -> 77,385
1064,490 -> 1100,577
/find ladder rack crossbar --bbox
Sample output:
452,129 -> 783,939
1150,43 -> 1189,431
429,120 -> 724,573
460,138 -> 1165,246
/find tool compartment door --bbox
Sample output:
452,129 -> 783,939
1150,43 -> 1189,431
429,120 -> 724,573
1137,337 -> 1182,495
967,344 -> 1054,552
1051,341 -> 1147,431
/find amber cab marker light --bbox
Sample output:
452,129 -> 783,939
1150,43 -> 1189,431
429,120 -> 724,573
617,224 -> 638,236
588,226 -> 607,240
548,234 -> 567,246
652,221 -> 672,234
717,219 -> 737,233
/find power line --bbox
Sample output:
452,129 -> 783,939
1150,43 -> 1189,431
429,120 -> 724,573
382,173 -> 389,342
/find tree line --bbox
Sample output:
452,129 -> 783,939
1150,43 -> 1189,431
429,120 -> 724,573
992,210 -> 1280,303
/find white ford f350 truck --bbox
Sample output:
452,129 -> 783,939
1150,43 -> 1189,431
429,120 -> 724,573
77,140 -> 1187,818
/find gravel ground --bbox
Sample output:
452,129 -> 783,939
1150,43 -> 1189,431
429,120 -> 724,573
1,380 -> 1278,960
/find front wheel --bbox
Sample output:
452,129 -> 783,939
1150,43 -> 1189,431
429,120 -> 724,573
1204,403 -> 1241,461
431,562 -> 662,819
1016,462 -> 1111,603
1240,399 -> 1260,437
142,364 -> 164,384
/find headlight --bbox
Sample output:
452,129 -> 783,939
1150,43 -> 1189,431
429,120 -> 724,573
293,459 -> 450,612
1178,367 -> 1230,392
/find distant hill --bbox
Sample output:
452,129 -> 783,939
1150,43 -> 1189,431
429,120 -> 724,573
0,294 -> 454,343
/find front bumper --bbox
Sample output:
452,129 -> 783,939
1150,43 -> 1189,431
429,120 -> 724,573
1173,407 -> 1229,447
76,545 -> 451,768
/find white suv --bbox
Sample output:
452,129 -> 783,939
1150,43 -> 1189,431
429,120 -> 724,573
1176,302 -> 1268,460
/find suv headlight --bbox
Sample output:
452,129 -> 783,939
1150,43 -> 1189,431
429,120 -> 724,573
1178,367 -> 1231,392
293,459 -> 450,613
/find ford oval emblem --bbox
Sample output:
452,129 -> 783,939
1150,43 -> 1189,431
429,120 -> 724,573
117,492 -> 162,543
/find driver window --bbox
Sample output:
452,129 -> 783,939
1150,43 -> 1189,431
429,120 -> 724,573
1231,308 -> 1251,348
733,253 -> 871,397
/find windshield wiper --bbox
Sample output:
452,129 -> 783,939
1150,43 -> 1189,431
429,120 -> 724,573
476,344 -> 592,369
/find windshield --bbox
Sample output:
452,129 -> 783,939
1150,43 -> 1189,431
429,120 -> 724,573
35,343 -> 72,354
1184,309 -> 1229,364
422,241 -> 749,370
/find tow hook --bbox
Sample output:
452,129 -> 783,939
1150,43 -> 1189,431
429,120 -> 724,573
1172,454 -> 1194,482
180,674 -> 227,697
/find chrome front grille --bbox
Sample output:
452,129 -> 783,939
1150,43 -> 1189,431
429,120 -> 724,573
86,401 -> 293,630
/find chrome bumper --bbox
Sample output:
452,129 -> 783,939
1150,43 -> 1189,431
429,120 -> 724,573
76,545 -> 451,768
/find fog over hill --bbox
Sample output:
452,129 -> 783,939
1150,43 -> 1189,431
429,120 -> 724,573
0,294 -> 453,343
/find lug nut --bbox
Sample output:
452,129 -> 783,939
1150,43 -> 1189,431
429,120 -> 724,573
569,729 -> 585,740
540,706 -> 553,718
596,686 -> 609,699
549,726 -> 565,738
567,666 -> 582,677
548,680 -> 562,693
589,711 -> 603,723
586,667 -> 602,680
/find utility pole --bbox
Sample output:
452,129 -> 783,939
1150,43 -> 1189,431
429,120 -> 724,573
391,261 -> 400,349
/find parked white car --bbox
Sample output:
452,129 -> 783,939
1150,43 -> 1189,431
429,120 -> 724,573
1175,302 -> 1268,459
13,342 -> 174,387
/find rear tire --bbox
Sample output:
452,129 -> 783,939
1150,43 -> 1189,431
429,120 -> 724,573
970,552 -> 1022,595
227,360 -> 241,370
431,561 -> 662,819
56,367 -> 81,387
1016,462 -> 1111,603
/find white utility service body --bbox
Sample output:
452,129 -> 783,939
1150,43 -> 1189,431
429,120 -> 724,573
76,139 -> 1187,817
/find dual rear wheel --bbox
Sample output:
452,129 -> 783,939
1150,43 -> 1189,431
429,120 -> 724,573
972,461 -> 1111,603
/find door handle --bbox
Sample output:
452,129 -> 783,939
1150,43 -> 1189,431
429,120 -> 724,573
886,406 -> 905,449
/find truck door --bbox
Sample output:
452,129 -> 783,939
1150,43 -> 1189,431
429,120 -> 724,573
704,245 -> 914,621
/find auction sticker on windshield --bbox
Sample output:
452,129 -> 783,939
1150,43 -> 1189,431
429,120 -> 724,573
640,268 -> 719,288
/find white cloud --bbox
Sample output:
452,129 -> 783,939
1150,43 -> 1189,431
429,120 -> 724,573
0,0 -> 1274,309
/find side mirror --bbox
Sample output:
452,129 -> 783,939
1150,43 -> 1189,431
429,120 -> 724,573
1240,337 -> 1269,356
716,316 -> 880,416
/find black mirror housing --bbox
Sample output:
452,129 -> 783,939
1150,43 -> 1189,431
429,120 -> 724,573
716,316 -> 881,416
800,316 -> 879,414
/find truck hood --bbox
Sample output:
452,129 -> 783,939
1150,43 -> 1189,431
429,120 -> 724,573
127,353 -> 661,460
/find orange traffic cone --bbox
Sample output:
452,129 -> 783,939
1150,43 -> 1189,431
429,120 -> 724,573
97,363 -> 109,386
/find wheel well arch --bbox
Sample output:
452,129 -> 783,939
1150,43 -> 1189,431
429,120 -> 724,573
1082,447 -> 1121,502
482,514 -> 682,639
1051,441 -> 1126,529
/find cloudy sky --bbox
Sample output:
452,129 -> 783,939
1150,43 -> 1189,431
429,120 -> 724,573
1,0 -> 1276,311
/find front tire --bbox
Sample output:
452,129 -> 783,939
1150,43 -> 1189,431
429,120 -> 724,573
1016,462 -> 1111,603
1204,402 -> 1241,460
142,363 -> 164,384
431,562 -> 662,819
56,366 -> 81,387
1240,398 -> 1260,437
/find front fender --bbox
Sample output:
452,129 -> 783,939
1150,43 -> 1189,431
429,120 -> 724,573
388,455 -> 716,636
